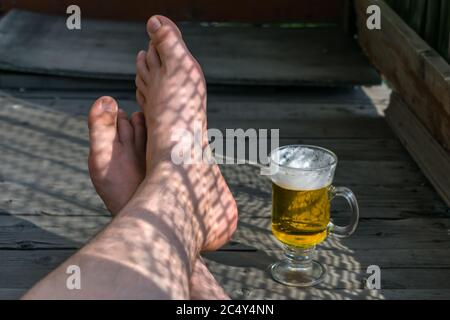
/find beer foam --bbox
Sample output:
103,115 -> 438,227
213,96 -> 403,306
270,146 -> 336,190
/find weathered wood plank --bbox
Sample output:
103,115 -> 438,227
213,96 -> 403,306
24,97 -> 382,119
220,161 -> 428,188
230,217 -> 450,251
437,0 -> 450,61
0,215 -> 109,249
0,157 -> 434,211
3,286 -> 450,300
0,10 -> 379,86
1,124 -> 406,162
2,88 -> 406,163
0,93 -> 393,138
0,289 -> 25,300
206,259 -> 450,291
1,250 -> 449,296
2,178 -> 446,219
355,0 -> 450,150
423,0 -> 442,50
230,184 -> 447,219
228,289 -> 450,300
3,86 -> 385,105
1,215 -> 449,251
0,90 -> 408,160
203,258 -> 450,295
386,93 -> 450,206
205,248 -> 450,269
0,87 -> 384,112
0,72 -> 134,91
0,181 -> 108,217
0,0 -> 346,23
0,250 -> 73,289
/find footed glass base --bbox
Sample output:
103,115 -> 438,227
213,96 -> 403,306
270,246 -> 326,287
270,260 -> 325,287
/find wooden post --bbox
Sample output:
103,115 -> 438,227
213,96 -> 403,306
355,0 -> 450,205
342,0 -> 354,35
386,93 -> 450,207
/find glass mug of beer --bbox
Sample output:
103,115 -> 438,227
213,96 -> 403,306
268,145 -> 359,287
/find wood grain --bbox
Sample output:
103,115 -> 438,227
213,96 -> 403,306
386,93 -> 450,206
0,10 -> 380,86
0,0 -> 346,23
355,0 -> 450,150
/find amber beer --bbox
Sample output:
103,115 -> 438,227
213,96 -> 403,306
269,145 -> 359,287
272,183 -> 330,248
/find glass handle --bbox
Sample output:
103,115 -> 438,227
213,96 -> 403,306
328,186 -> 359,238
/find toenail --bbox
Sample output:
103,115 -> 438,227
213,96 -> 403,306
148,16 -> 161,33
137,50 -> 145,59
101,99 -> 116,112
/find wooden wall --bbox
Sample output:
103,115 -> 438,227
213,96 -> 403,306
0,0 -> 346,23
355,0 -> 450,205
384,0 -> 450,62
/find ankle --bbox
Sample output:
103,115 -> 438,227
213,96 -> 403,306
118,164 -> 205,256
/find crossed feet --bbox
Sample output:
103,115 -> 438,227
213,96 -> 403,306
87,16 -> 238,299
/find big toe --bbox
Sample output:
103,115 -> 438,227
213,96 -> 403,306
88,96 -> 119,158
146,15 -> 191,68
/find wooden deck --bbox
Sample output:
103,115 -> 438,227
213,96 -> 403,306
0,10 -> 380,87
0,15 -> 449,300
1,83 -> 449,299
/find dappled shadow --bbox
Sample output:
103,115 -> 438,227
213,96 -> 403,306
1,15 -> 449,299
0,93 -> 111,217
0,214 -> 82,299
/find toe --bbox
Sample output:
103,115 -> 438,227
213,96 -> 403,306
88,96 -> 119,155
135,74 -> 147,95
117,109 -> 134,143
146,15 -> 189,69
136,50 -> 151,83
146,43 -> 161,69
147,15 -> 182,38
136,89 -> 145,108
130,112 -> 147,156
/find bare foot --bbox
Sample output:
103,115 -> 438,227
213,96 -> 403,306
135,15 -> 238,251
88,97 -> 146,215
87,97 -> 228,299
